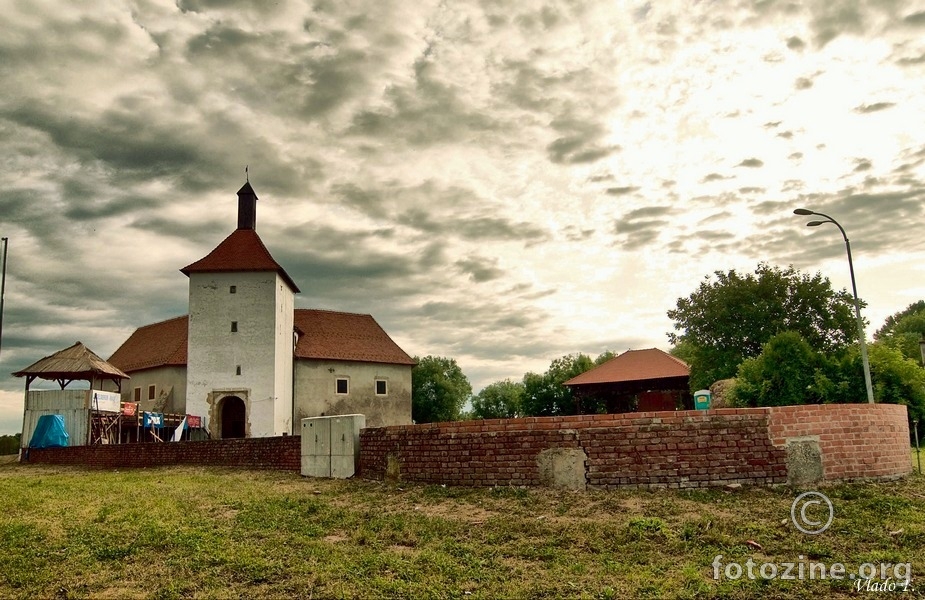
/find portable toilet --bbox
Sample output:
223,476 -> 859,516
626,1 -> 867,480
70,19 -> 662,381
693,390 -> 712,410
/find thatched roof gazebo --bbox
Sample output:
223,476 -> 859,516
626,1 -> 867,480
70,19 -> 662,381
13,341 -> 130,392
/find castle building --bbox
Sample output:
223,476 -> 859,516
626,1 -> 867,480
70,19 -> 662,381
107,181 -> 414,437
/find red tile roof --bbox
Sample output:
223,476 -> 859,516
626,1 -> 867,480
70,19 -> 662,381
563,348 -> 689,386
294,309 -> 416,365
108,315 -> 189,373
180,228 -> 300,293
108,310 -> 414,373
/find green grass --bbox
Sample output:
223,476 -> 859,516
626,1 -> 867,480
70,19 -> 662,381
0,456 -> 923,599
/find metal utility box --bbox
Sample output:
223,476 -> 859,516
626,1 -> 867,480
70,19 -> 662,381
300,414 -> 366,479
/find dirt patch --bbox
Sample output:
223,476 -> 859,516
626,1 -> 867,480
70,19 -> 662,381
388,544 -> 417,555
212,505 -> 240,520
323,532 -> 349,543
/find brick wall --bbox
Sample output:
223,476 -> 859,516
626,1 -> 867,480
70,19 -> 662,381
360,404 -> 911,489
22,404 -> 911,488
24,435 -> 301,471
767,403 -> 910,481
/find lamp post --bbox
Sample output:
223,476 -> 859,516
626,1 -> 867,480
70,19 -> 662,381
793,209 -> 874,404
0,237 -> 6,358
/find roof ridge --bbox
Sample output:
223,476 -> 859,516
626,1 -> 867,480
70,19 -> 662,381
295,307 -> 373,318
134,314 -> 188,330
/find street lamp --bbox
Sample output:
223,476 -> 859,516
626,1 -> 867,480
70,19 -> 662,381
0,237 -> 6,358
793,208 -> 874,404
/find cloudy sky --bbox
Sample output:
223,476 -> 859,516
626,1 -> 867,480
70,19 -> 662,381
2,0 -> 924,433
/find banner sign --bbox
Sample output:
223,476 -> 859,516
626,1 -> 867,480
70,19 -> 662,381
90,390 -> 121,413
122,402 -> 137,417
143,412 -> 164,429
187,415 -> 202,428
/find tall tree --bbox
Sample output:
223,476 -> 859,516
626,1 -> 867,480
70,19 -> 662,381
731,331 -> 825,407
411,356 -> 472,423
521,352 -> 613,417
866,343 -> 925,423
0,433 -> 20,455
471,379 -> 524,419
667,263 -> 858,390
874,301 -> 925,364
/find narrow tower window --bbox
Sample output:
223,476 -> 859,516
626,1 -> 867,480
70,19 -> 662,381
229,285 -> 236,294
231,321 -> 238,332
236,365 -> 242,376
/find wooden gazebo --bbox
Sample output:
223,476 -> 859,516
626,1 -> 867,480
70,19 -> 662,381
13,341 -> 129,392
564,348 -> 691,413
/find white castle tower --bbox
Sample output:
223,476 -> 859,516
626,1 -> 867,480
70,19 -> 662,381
181,181 -> 298,438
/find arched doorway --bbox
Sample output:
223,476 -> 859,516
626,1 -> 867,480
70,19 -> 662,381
219,396 -> 246,439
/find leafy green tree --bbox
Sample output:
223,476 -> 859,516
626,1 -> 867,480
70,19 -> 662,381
730,332 -> 824,407
522,352 -> 613,417
593,350 -> 616,366
869,344 -> 925,421
874,301 -> 925,364
471,379 -> 525,419
669,340 -> 697,366
667,263 -> 859,390
0,434 -> 20,455
731,334 -> 925,427
411,356 -> 472,423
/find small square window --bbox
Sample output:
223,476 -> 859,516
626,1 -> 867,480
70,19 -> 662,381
375,379 -> 387,396
230,285 -> 237,294
147,385 -> 156,400
133,387 -> 141,403
231,321 -> 238,332
336,378 -> 348,395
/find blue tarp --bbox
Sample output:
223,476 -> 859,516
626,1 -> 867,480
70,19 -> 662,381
29,414 -> 70,449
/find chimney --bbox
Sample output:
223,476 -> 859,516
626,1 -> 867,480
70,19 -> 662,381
237,181 -> 258,230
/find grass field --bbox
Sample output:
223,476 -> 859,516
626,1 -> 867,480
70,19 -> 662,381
0,455 -> 922,599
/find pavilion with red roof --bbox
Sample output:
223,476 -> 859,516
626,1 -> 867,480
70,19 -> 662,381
564,348 -> 691,413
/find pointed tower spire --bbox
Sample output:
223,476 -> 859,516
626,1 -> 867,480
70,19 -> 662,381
237,179 -> 258,230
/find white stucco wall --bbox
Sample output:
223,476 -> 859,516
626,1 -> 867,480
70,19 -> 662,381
274,276 -> 294,435
293,359 -> 412,428
186,271 -> 294,437
104,366 -> 187,414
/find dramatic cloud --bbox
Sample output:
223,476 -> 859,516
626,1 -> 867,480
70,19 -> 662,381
1,0 -> 924,433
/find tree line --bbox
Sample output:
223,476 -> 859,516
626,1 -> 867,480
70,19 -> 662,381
0,434 -> 21,455
411,262 -> 925,429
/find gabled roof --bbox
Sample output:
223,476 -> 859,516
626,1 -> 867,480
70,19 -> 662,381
107,310 -> 415,373
108,315 -> 189,373
563,348 -> 689,386
180,228 -> 300,293
294,309 -> 416,365
14,341 -> 129,381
